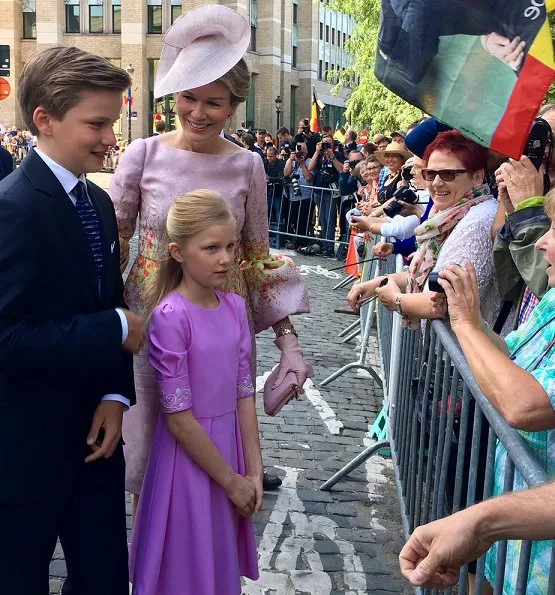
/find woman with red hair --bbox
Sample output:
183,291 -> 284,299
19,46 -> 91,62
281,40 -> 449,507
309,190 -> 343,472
348,130 -> 502,329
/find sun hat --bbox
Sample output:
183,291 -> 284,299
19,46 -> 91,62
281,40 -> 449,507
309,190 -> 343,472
154,4 -> 251,99
374,141 -> 413,165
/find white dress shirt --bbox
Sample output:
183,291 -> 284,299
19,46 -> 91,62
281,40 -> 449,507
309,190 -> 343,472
34,148 -> 130,409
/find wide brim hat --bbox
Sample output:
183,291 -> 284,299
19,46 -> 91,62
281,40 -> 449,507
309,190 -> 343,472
154,4 -> 250,99
375,142 -> 413,165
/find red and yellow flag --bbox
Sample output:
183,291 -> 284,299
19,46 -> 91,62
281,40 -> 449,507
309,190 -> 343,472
310,87 -> 320,133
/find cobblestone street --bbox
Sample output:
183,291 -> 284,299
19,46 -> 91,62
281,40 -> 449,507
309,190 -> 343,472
48,173 -> 409,594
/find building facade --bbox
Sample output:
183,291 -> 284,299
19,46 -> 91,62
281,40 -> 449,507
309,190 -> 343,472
0,0 -> 353,139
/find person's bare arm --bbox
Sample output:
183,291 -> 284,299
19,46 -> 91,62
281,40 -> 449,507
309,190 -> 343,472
166,410 -> 256,516
400,482 -> 555,589
237,396 -> 263,513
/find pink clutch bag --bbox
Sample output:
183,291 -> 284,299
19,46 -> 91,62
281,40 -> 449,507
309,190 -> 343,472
263,364 -> 314,417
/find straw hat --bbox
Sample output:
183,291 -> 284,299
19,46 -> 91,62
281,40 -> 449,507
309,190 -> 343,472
154,4 -> 251,99
374,141 -> 413,165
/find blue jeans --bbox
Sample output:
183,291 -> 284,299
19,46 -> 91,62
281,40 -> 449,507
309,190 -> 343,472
313,188 -> 338,254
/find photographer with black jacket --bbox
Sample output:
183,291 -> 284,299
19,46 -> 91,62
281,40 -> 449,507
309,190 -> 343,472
265,146 -> 287,248
308,134 -> 345,257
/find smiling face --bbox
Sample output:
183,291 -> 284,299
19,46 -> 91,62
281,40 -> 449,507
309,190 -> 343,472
34,89 -> 122,177
176,81 -> 236,143
384,153 -> 404,173
172,219 -> 237,291
425,150 -> 484,211
362,161 -> 382,183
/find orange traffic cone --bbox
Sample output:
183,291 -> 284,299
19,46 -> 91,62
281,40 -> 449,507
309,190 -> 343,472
344,234 -> 360,277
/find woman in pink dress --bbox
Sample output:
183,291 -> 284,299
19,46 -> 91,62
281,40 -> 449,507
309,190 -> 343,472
110,5 -> 311,503
130,190 -> 261,594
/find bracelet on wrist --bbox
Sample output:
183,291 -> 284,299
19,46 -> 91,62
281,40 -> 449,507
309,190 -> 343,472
275,324 -> 298,338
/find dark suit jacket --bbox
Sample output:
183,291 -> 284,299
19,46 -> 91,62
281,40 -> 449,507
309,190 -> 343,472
0,149 -> 135,502
0,145 -> 13,182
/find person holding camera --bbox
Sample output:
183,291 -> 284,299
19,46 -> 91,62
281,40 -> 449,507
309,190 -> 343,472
308,134 -> 346,257
283,142 -> 314,249
293,118 -> 321,158
348,131 -> 501,330
492,115 -> 553,328
265,146 -> 287,248
352,156 -> 433,259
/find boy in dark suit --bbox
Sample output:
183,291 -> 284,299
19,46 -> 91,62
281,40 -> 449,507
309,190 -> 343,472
0,144 -> 13,181
0,47 -> 145,595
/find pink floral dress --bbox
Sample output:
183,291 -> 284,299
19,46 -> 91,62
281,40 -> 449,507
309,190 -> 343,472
110,135 -> 310,493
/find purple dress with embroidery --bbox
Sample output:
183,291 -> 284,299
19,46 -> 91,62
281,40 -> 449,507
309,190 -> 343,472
129,290 -> 258,595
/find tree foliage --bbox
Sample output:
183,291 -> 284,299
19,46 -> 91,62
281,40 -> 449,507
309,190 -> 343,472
328,0 -> 422,133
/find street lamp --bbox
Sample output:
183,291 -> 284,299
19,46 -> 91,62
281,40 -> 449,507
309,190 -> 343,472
275,95 -> 282,131
125,64 -> 135,143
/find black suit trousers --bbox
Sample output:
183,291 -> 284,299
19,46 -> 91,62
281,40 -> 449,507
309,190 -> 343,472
0,445 -> 129,595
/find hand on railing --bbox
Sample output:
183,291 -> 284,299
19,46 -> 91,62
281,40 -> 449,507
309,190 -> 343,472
438,263 -> 481,332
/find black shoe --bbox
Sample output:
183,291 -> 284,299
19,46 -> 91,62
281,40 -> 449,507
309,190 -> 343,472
263,471 -> 282,490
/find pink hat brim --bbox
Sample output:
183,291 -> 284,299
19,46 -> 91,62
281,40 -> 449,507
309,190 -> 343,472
154,5 -> 250,99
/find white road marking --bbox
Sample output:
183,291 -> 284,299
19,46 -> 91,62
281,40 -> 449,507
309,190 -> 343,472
242,466 -> 367,594
257,372 -> 344,436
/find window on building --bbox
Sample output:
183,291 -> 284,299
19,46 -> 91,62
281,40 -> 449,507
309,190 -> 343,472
325,25 -> 329,42
249,0 -> 258,51
112,0 -> 121,33
66,0 -> 80,33
325,61 -> 329,79
343,32 -> 347,47
171,0 -> 181,24
318,60 -> 323,80
22,0 -> 37,39
292,3 -> 298,24
292,46 -> 297,68
319,22 -> 323,40
331,28 -> 335,44
89,0 -> 103,34
147,0 -> 163,34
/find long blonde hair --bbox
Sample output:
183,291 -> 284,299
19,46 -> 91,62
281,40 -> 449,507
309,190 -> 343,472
143,189 -> 236,316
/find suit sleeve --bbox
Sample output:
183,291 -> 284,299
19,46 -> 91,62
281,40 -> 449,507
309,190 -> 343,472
0,195 -> 125,379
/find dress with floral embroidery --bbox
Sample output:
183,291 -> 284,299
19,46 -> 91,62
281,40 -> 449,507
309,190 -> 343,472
129,290 -> 258,595
109,136 -> 310,493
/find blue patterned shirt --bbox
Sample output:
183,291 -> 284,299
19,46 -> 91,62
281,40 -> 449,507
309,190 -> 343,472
485,287 -> 555,594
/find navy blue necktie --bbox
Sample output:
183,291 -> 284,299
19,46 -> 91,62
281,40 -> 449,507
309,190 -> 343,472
73,180 -> 104,284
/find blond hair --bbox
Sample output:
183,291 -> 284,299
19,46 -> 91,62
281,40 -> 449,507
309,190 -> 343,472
143,190 -> 236,316
545,188 -> 555,220
218,58 -> 251,105
17,46 -> 131,135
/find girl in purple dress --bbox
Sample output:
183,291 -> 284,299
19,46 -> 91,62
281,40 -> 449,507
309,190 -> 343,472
129,190 -> 262,595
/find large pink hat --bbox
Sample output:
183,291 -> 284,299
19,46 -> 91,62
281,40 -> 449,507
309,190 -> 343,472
154,4 -> 250,99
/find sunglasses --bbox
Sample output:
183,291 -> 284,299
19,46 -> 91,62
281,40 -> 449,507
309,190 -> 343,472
421,168 -> 469,182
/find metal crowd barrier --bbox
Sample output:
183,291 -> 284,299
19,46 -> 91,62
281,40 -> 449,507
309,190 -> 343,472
321,251 -> 553,593
266,181 -> 356,256
320,239 -> 385,388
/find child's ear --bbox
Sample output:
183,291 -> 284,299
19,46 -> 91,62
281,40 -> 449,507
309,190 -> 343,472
33,107 -> 55,137
168,242 -> 184,263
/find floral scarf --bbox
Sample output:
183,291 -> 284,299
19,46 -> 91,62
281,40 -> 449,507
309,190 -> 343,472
402,184 -> 491,329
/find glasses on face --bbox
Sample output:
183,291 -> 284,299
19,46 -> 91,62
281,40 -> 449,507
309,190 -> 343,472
421,168 -> 469,182
366,167 -> 381,173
